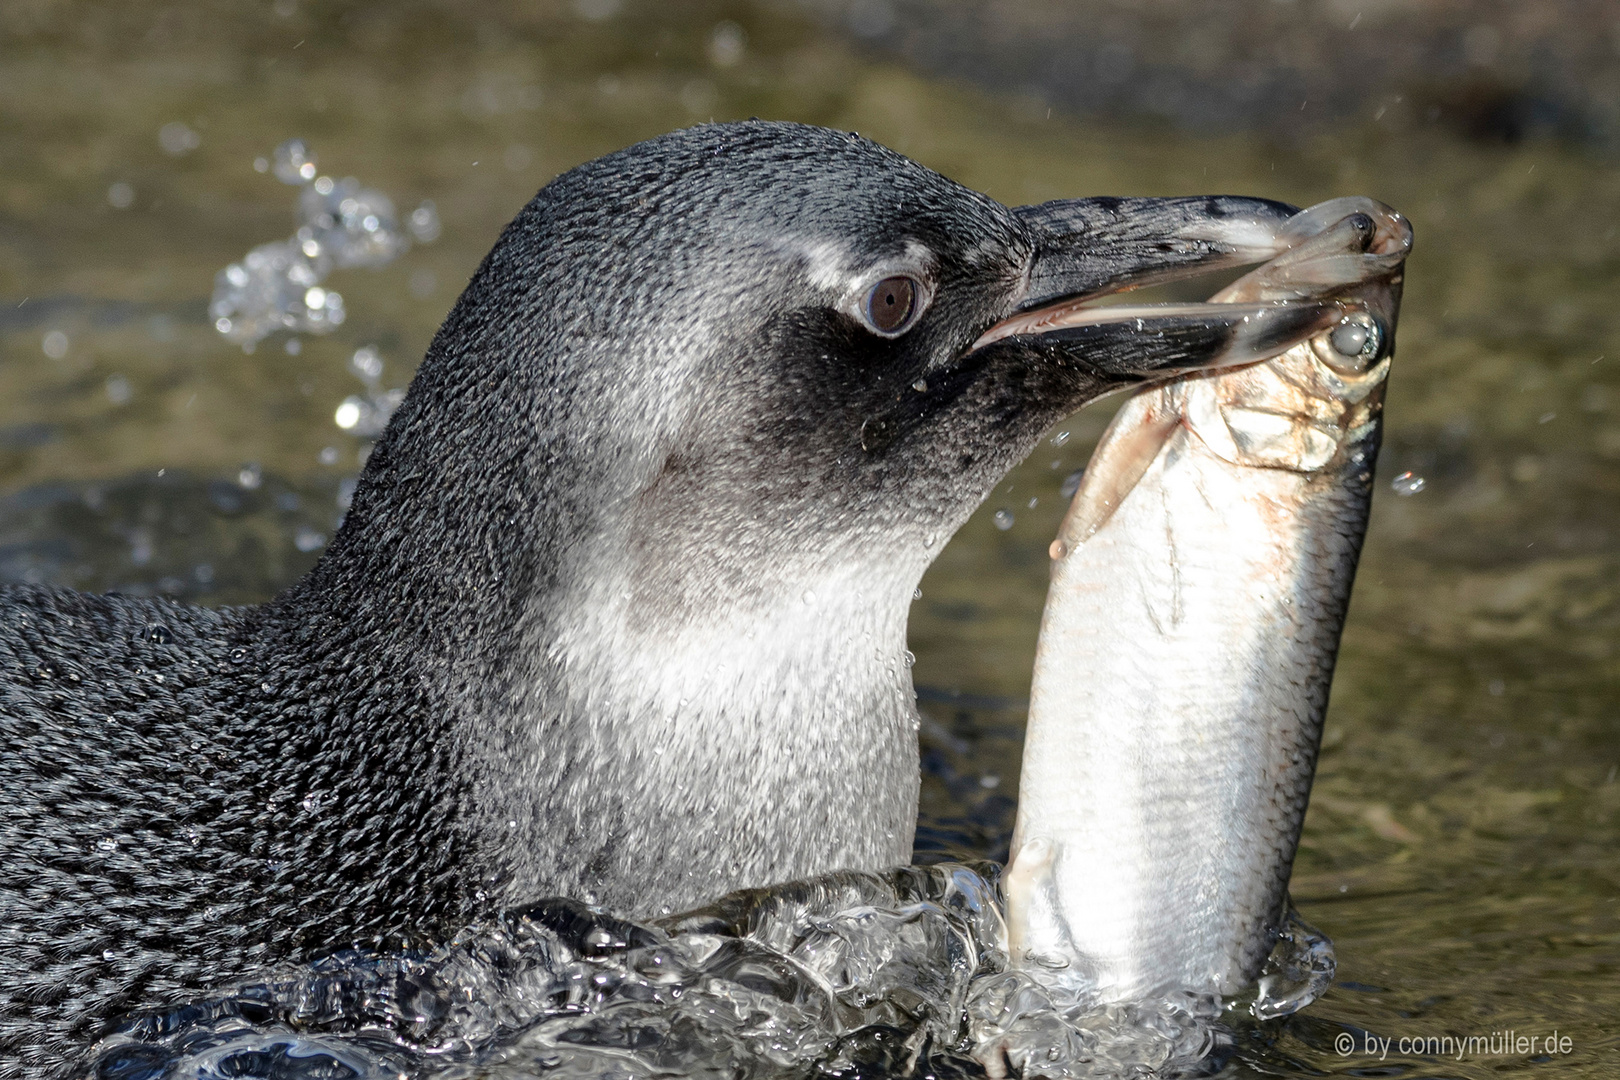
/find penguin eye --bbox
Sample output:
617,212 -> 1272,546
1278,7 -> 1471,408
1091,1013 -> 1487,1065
860,276 -> 920,336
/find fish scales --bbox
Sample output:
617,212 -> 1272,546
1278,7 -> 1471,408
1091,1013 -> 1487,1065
1008,199 -> 1412,1003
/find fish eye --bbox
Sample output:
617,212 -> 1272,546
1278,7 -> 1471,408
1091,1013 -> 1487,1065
860,275 -> 921,336
1322,312 -> 1383,372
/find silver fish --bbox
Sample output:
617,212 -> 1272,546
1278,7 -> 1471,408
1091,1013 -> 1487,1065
1006,198 -> 1413,1005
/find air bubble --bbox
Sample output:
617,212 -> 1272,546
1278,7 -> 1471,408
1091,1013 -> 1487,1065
993,509 -> 1014,530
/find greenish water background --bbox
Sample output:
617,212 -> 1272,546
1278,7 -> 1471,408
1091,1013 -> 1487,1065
1,2 -> 1616,1075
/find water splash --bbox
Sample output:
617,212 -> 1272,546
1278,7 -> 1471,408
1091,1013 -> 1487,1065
81,865 -> 1335,1079
210,141 -> 436,351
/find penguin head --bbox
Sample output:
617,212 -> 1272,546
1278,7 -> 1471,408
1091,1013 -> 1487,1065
336,121 -> 1330,632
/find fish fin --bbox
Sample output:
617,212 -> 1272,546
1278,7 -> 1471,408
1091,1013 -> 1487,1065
1054,393 -> 1181,556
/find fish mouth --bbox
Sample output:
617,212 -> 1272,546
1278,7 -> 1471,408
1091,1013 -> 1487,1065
962,196 -> 1358,382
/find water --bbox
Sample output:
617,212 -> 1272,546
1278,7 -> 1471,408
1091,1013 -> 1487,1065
3,2 -> 1617,1076
83,864 -> 1335,1079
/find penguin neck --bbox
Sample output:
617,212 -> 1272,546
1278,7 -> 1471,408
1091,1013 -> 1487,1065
264,455 -> 931,915
464,541 -> 930,914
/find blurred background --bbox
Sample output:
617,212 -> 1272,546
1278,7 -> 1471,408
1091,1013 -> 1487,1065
2,1 -> 1617,1075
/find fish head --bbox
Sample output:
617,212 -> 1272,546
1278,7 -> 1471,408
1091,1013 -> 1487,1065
1053,200 -> 1411,549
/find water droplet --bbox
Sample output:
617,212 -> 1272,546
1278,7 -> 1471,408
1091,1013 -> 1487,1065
272,138 -> 316,185
157,121 -> 200,156
582,927 -> 621,951
1050,430 -> 1071,446
1390,471 -> 1426,496
902,649 -> 916,668
107,181 -> 134,209
237,463 -> 262,489
993,509 -> 1015,530
409,201 -> 441,243
350,345 -> 385,383
143,624 -> 172,645
912,587 -> 922,600
294,527 -> 327,553
802,589 -> 817,605
41,330 -> 68,359
300,792 -> 323,814
228,647 -> 248,664
1027,496 -> 1038,509
1060,468 -> 1085,498
103,950 -> 116,961
104,374 -> 132,406
1049,539 -> 1067,560
708,20 -> 747,66
911,378 -> 928,392
980,774 -> 1000,789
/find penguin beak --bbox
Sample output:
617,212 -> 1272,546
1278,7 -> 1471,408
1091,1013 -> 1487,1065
966,196 -> 1350,381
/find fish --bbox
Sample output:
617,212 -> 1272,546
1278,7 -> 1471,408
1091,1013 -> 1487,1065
1004,198 -> 1413,1005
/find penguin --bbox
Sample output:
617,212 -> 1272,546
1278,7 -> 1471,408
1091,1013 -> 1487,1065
0,121 -> 1337,1070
